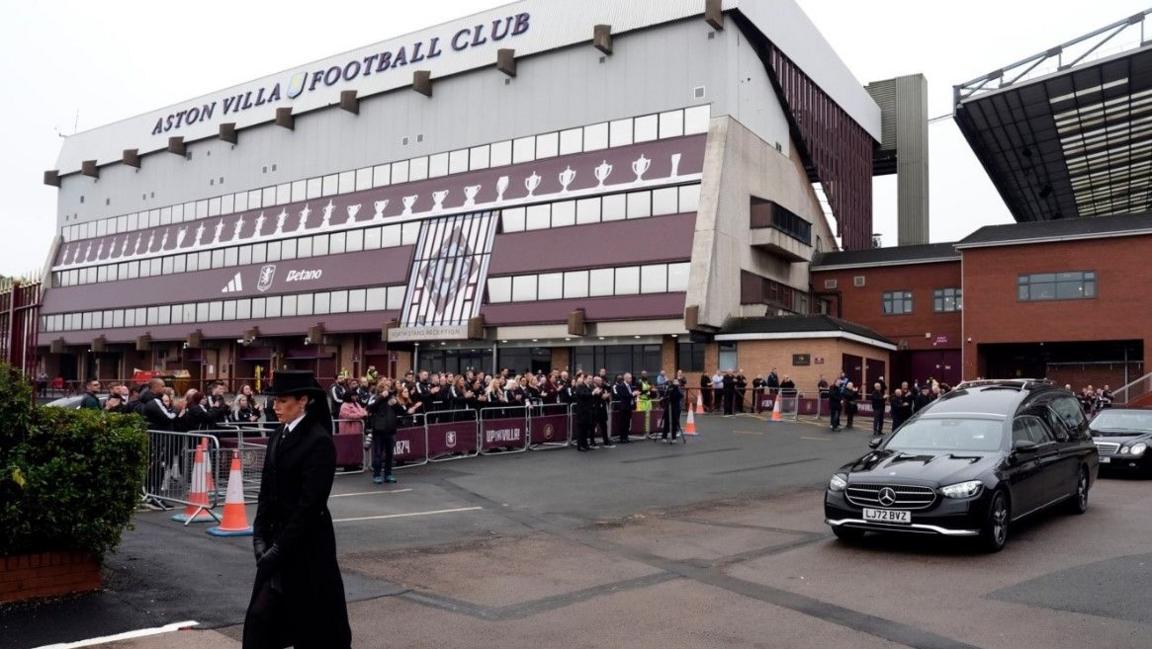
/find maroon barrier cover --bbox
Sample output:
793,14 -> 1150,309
481,414 -> 527,451
528,413 -> 569,445
426,419 -> 479,457
394,423 -> 428,463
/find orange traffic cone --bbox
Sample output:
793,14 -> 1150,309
684,406 -> 698,436
207,451 -> 253,537
695,393 -> 704,415
200,438 -> 216,495
172,444 -> 215,524
770,394 -> 783,422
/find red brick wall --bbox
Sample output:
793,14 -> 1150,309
0,551 -> 101,604
962,236 -> 1152,380
810,261 -> 963,353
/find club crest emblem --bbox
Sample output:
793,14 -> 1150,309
446,431 -> 457,448
418,227 -> 480,315
286,72 -> 308,99
543,423 -> 555,440
257,264 -> 277,293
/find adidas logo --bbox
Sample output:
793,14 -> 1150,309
221,272 -> 244,294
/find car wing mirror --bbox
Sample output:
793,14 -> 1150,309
1012,439 -> 1039,453
868,436 -> 883,449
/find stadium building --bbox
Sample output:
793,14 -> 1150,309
34,0 -> 930,389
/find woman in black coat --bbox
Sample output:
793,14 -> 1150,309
366,378 -> 410,485
244,370 -> 351,649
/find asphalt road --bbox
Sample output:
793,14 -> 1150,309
4,413 -> 1152,649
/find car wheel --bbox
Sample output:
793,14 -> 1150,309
979,491 -> 1010,553
1067,467 -> 1089,514
832,526 -> 866,543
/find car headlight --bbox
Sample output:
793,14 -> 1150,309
828,474 -> 848,492
941,480 -> 983,499
1121,446 -> 1130,455
1130,443 -> 1147,457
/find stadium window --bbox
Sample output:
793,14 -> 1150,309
933,288 -> 962,312
882,291 -> 913,315
677,342 -> 706,372
1017,271 -> 1096,301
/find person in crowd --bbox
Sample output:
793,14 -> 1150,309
766,368 -> 780,399
203,382 -> 231,426
143,391 -> 178,431
842,381 -> 860,429
176,391 -> 213,432
135,378 -> 165,414
913,384 -> 933,413
574,374 -> 596,452
80,379 -> 102,410
636,372 -> 654,434
592,375 -> 614,448
662,373 -> 684,442
817,375 -> 829,411
232,394 -> 261,423
780,375 -> 796,394
890,388 -> 912,430
612,372 -> 637,444
366,379 -> 406,485
721,369 -> 736,417
870,382 -> 886,436
711,370 -> 724,414
735,369 -> 748,414
751,375 -> 764,413
243,370 -> 351,649
337,392 -> 368,436
827,377 -> 843,431
329,375 -> 349,411
701,372 -> 714,413
877,376 -> 888,397
238,384 -> 264,421
656,370 -> 668,387
104,393 -> 124,413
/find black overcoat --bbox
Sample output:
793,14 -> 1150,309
243,411 -> 352,649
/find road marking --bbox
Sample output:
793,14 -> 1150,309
34,621 -> 199,649
333,506 -> 482,523
800,436 -> 834,442
330,488 -> 413,498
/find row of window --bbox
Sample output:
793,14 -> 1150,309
63,105 -> 712,243
1018,271 -> 1096,301
501,184 -> 700,232
882,288 -> 963,315
486,263 -> 691,303
53,184 -> 701,288
40,286 -> 405,333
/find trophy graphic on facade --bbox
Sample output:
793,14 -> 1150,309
175,227 -> 187,248
524,172 -> 542,197
631,154 -> 651,182
670,153 -> 682,179
373,200 -> 389,221
254,212 -> 266,236
275,209 -> 287,235
463,185 -> 482,207
194,223 -> 206,246
558,166 -> 576,193
297,204 -> 311,232
144,233 -> 154,253
320,200 -> 335,228
594,161 -> 613,188
159,229 -> 169,250
233,216 -> 245,241
402,195 -> 419,216
212,219 -> 224,244
134,232 -> 144,255
345,203 -> 361,225
432,190 -> 450,211
96,240 -> 105,259
496,176 -> 510,201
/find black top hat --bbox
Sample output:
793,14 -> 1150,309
266,370 -> 325,398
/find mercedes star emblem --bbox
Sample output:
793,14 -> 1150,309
878,487 -> 897,507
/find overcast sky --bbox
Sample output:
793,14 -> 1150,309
1,0 -> 1148,276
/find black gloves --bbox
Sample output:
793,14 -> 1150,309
256,543 -> 283,571
253,538 -> 268,562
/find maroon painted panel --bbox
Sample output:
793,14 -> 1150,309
426,419 -> 479,458
38,309 -> 399,347
489,212 -> 696,275
394,423 -> 428,464
42,246 -> 415,314
481,413 -> 528,451
55,134 -> 707,268
481,293 -> 686,326
528,413 -> 569,445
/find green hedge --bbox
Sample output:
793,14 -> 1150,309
0,366 -> 147,559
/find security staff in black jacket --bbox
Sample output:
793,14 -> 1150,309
592,376 -> 614,447
244,370 -> 351,649
612,373 -> 637,444
573,375 -> 596,451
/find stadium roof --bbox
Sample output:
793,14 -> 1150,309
954,9 -> 1152,223
715,315 -> 895,349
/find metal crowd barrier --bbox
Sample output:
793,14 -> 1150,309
608,400 -> 671,441
479,406 -> 530,455
144,430 -> 223,518
332,418 -> 368,475
427,409 -> 480,462
528,403 -> 572,450
391,413 -> 430,471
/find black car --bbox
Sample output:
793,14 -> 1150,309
1090,408 -> 1152,475
825,379 -> 1098,552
